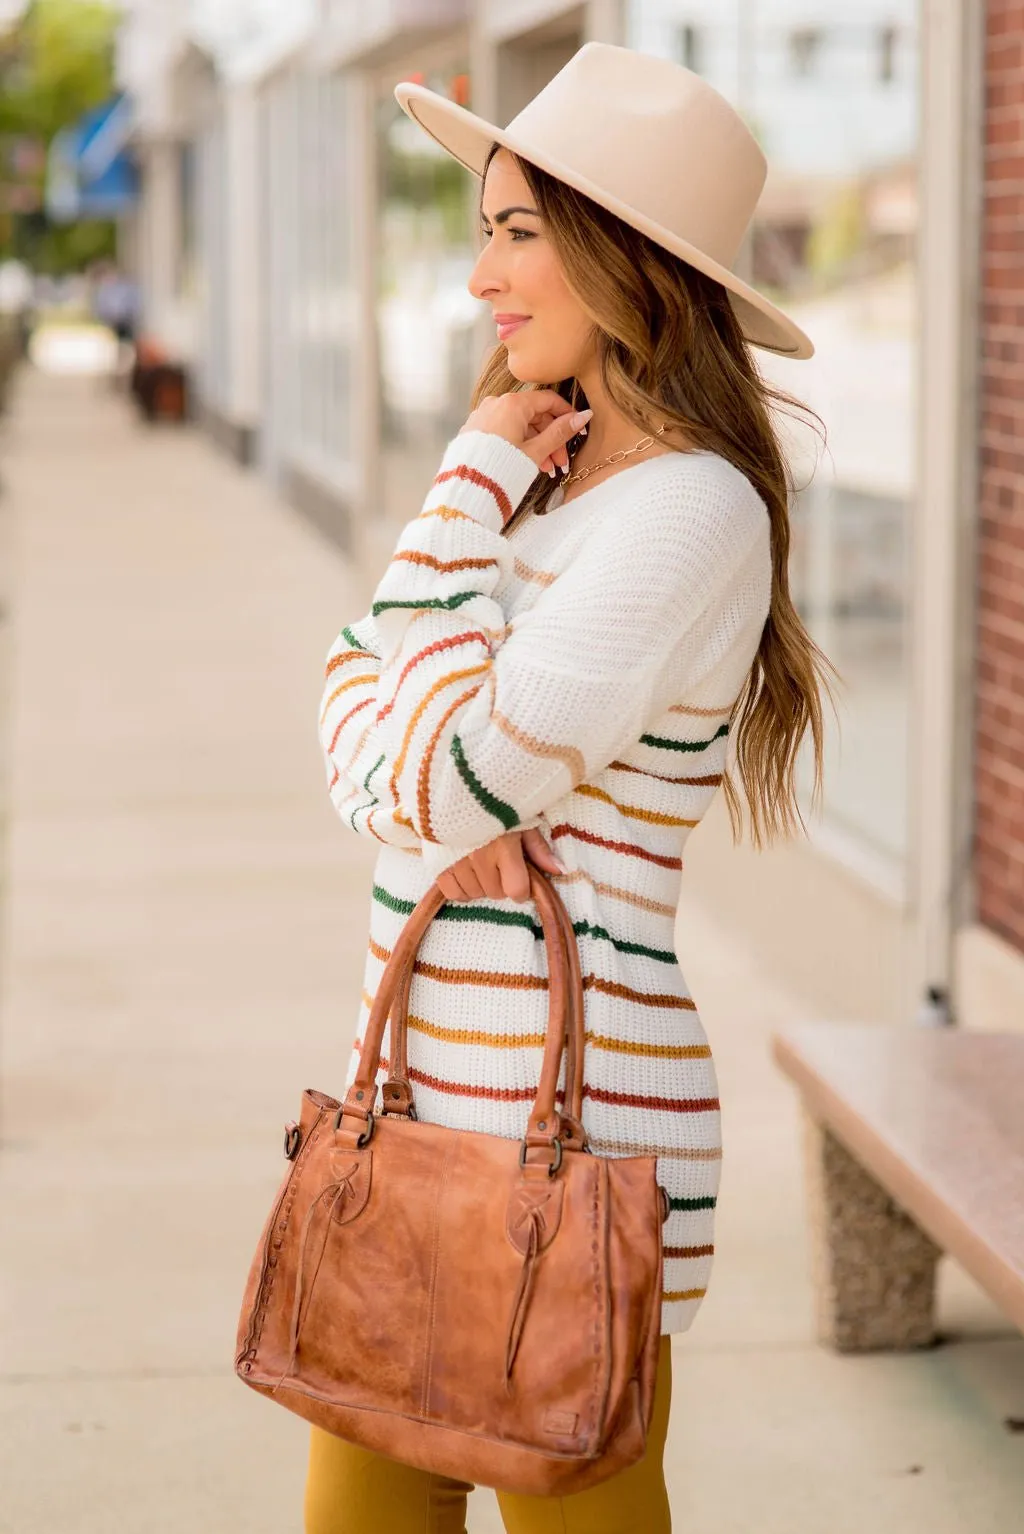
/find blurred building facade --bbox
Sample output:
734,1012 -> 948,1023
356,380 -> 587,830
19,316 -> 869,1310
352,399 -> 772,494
116,1 -> 1021,1038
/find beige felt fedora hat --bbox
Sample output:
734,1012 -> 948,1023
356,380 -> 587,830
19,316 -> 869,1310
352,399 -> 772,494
395,41 -> 813,360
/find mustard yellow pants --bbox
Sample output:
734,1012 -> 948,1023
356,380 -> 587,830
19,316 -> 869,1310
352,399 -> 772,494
304,1337 -> 672,1534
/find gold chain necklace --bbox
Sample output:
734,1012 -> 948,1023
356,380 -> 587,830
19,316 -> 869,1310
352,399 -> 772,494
560,422 -> 669,487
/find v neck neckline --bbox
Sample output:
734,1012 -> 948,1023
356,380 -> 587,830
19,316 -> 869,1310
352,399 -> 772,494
544,448 -> 704,513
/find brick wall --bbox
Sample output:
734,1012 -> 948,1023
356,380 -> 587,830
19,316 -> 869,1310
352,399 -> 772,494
976,1 -> 1024,950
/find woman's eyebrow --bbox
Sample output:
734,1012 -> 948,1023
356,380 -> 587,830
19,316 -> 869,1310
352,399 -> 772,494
479,206 -> 540,225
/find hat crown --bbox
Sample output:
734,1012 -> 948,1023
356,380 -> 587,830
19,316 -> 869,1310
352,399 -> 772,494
504,42 -> 766,271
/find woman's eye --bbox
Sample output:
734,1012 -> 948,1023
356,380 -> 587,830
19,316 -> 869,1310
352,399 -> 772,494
479,226 -> 534,242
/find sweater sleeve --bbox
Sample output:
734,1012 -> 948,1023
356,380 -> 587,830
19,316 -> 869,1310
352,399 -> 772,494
319,611 -> 423,849
369,428 -> 770,866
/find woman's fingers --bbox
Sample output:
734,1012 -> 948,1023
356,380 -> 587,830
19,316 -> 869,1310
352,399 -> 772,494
434,829 -> 564,903
492,836 -> 532,902
530,408 -> 592,468
468,843 -> 508,901
521,827 -> 566,875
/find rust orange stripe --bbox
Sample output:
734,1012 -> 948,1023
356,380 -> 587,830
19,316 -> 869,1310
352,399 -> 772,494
328,696 -> 373,753
582,1084 -> 719,1113
549,823 -> 683,870
609,760 -> 722,787
663,1288 -> 708,1302
325,649 -> 375,679
432,464 -> 513,522
394,549 -> 499,575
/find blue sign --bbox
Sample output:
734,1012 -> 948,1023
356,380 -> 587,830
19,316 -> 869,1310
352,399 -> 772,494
45,93 -> 138,223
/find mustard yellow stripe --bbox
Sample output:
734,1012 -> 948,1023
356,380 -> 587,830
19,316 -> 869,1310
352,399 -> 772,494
417,504 -> 476,525
574,782 -> 699,828
663,1288 -> 708,1303
319,672 -> 378,729
390,661 -> 490,798
359,990 -> 709,1060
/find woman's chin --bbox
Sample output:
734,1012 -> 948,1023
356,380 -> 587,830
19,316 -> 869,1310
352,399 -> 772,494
504,348 -> 547,385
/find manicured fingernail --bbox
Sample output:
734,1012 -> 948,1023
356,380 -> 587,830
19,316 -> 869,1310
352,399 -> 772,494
569,409 -> 593,429
553,856 -> 568,873
578,425 -> 587,436
547,465 -> 556,478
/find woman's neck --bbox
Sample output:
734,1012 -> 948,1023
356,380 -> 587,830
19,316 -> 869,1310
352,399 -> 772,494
566,369 -> 686,481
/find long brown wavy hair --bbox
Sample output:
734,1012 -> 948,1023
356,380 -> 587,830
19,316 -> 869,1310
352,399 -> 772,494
471,143 -> 841,851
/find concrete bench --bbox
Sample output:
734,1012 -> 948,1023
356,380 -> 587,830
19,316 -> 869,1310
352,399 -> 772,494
771,1023 -> 1024,1351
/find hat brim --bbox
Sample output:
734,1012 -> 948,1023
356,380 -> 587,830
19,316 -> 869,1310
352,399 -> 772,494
395,81 -> 813,362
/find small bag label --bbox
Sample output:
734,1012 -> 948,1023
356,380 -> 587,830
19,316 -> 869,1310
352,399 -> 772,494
543,1409 -> 578,1437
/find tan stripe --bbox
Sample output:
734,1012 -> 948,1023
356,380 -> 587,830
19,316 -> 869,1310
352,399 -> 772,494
663,1288 -> 708,1303
319,672 -> 378,729
394,549 -> 498,575
549,866 -> 676,917
574,782 -> 698,828
588,1137 -> 721,1161
493,708 -> 584,783
389,661 -> 490,799
669,701 -> 735,717
512,555 -> 558,588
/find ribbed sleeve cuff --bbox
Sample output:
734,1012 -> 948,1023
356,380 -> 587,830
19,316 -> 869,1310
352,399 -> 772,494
437,430 -> 540,531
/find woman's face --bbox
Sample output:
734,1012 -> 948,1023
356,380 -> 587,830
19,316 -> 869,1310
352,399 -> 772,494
468,149 -> 594,384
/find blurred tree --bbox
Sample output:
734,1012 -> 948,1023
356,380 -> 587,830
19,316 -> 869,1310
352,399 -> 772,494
0,0 -> 119,270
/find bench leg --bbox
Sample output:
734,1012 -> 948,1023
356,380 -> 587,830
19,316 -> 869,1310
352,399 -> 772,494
802,1111 -> 941,1351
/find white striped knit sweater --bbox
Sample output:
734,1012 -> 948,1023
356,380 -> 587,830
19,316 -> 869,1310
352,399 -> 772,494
319,428 -> 772,1334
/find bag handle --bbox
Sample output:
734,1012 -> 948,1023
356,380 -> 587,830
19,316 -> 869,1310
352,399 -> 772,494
381,865 -> 586,1142
336,865 -> 585,1169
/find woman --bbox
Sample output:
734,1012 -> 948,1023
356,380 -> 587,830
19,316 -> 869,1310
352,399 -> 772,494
312,42 -> 835,1534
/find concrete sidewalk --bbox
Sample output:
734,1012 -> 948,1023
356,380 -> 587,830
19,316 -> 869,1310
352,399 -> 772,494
0,368 -> 1020,1533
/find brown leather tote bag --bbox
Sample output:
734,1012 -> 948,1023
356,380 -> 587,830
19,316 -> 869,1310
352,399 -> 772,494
235,864 -> 666,1496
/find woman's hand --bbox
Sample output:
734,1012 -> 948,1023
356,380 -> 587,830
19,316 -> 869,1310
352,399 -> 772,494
458,391 -> 592,513
435,827 -> 566,903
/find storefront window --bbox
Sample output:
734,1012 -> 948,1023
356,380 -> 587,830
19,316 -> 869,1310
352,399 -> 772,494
376,63 -> 478,527
628,1 -> 918,872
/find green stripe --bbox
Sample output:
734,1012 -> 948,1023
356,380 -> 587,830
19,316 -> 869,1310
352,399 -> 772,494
372,884 -> 678,964
667,1195 -> 717,1212
348,753 -> 385,833
639,723 -> 729,753
342,625 -> 372,653
372,592 -> 478,617
450,734 -> 519,830
363,752 -> 385,794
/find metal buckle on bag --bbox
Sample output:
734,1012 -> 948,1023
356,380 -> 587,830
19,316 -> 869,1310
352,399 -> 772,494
283,1122 -> 302,1160
333,1106 -> 375,1147
519,1137 -> 563,1177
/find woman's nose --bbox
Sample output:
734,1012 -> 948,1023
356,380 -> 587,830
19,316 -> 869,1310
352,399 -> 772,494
468,242 -> 505,302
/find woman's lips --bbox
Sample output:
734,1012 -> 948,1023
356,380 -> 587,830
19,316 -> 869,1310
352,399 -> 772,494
496,317 -> 530,341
